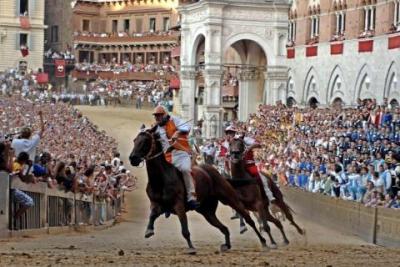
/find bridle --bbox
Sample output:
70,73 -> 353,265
139,131 -> 164,161
230,139 -> 246,161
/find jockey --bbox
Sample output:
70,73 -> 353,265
152,106 -> 200,210
242,135 -> 276,203
222,126 -> 238,176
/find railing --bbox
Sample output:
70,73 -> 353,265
71,69 -> 176,81
74,34 -> 178,44
0,172 -> 123,238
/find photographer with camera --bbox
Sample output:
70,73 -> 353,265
11,110 -> 45,162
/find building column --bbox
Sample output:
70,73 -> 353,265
264,66 -> 288,105
203,69 -> 224,138
179,68 -> 197,122
238,69 -> 260,121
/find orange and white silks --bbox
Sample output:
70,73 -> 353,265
164,118 -> 191,163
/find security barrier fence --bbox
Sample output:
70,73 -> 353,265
0,172 -> 122,238
283,187 -> 400,247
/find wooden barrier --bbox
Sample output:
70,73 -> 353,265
0,172 -> 122,238
283,187 -> 400,247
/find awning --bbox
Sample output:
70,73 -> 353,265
171,46 -> 181,58
36,73 -> 49,84
170,76 -> 180,90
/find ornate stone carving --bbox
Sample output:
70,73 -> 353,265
223,7 -> 273,21
239,70 -> 260,81
185,10 -> 207,23
181,70 -> 198,80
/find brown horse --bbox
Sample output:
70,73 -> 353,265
129,129 -> 268,254
229,138 -> 291,247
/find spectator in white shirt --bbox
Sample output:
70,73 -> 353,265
12,110 -> 45,161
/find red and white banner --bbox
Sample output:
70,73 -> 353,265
54,59 -> 66,78
20,46 -> 29,57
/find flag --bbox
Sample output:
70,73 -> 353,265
20,45 -> 29,57
55,59 -> 66,78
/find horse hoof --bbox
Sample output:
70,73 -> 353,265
186,248 -> 197,255
220,244 -> 230,252
270,243 -> 278,249
240,226 -> 248,234
282,240 -> 289,246
144,229 -> 154,238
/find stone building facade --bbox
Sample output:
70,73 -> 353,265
72,0 -> 180,66
179,0 -> 289,138
286,0 -> 400,107
44,0 -> 75,52
0,0 -> 46,72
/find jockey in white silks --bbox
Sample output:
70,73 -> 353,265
152,105 -> 200,210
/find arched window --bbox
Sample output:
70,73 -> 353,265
394,0 -> 400,30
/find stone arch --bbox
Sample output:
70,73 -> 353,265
327,65 -> 347,104
354,64 -> 374,101
223,32 -> 274,66
384,61 -> 399,100
303,67 -> 320,103
223,39 -> 267,121
189,32 -> 206,66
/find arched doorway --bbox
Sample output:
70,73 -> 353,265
223,39 -> 267,121
193,35 -> 205,127
332,97 -> 343,109
287,97 -> 296,107
390,99 -> 399,109
308,97 -> 319,109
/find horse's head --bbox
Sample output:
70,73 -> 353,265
229,138 -> 245,164
129,125 -> 160,166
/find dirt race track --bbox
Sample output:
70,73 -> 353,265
1,106 -> 400,267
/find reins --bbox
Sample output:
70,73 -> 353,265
141,131 -> 164,162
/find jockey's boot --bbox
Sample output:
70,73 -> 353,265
183,171 -> 200,210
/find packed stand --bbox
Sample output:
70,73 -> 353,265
0,96 -> 137,228
225,98 -> 400,209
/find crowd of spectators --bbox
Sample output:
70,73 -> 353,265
44,47 -> 75,61
74,56 -> 176,74
74,30 -> 176,39
220,98 -> 400,209
0,95 -> 137,229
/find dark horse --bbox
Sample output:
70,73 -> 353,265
129,128 -> 268,253
230,138 -> 299,247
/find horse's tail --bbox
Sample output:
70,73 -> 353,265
267,175 -> 295,216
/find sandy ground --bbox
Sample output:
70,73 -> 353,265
1,106 -> 400,267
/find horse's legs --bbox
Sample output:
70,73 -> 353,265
198,200 -> 231,252
175,203 -> 196,254
263,203 -> 291,245
276,201 -> 305,235
257,202 -> 278,248
145,206 -> 162,238
239,216 -> 248,234
220,197 -> 267,248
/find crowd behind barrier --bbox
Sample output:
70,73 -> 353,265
0,95 -> 137,235
212,99 -> 400,210
0,68 -> 175,110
